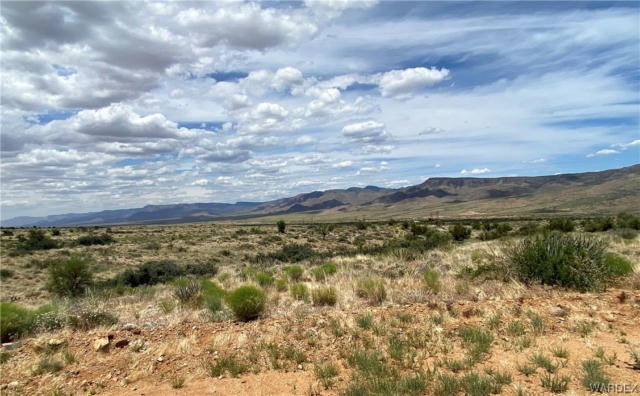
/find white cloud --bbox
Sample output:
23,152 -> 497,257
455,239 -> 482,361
586,149 -> 619,158
461,168 -> 490,175
342,120 -> 389,144
379,67 -> 449,98
191,179 -> 209,186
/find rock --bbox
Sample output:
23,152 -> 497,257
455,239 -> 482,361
604,313 -> 615,322
2,341 -> 21,351
93,337 -> 110,352
157,356 -> 163,362
48,338 -> 65,347
7,381 -> 19,389
122,323 -> 137,331
550,306 -> 568,317
114,339 -> 129,348
297,364 -> 303,370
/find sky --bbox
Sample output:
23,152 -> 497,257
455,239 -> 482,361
1,1 -> 639,220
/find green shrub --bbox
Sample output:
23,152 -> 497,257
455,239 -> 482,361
46,254 -> 94,297
1,303 -> 35,342
254,272 -> 274,288
312,286 -> 337,306
290,282 -> 309,302
312,262 -> 338,281
16,229 -> 58,252
583,217 -> 614,232
616,228 -> 638,240
277,220 -> 286,233
0,269 -> 14,279
422,270 -> 441,294
449,224 -> 471,241
603,254 -> 634,277
113,260 -> 183,287
284,265 -> 304,280
616,212 -> 640,230
355,278 -> 386,304
254,243 -> 318,264
275,278 -> 287,292
67,309 -> 117,330
225,285 -> 266,321
77,233 -> 113,246
51,228 -> 61,236
581,359 -> 609,391
174,278 -> 201,305
479,223 -> 512,240
548,218 -> 575,232
184,261 -> 218,277
516,222 -> 541,236
508,232 -> 616,291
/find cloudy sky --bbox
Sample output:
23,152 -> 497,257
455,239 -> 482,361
1,1 -> 639,219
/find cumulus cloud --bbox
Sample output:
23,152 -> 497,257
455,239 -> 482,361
460,168 -> 490,175
379,67 -> 450,98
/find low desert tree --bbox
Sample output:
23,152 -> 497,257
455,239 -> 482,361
46,254 -> 93,297
277,220 -> 286,233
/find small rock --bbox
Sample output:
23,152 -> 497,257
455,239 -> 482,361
122,323 -> 137,331
604,313 -> 615,322
48,338 -> 65,347
7,381 -> 19,389
2,341 -> 21,351
93,337 -> 110,352
114,339 -> 129,348
297,364 -> 303,370
157,356 -> 163,362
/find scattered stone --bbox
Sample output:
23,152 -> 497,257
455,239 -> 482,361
157,356 -> 163,362
114,339 -> 129,348
7,381 -> 19,389
2,341 -> 21,351
604,313 -> 615,322
93,337 -> 110,352
122,323 -> 137,331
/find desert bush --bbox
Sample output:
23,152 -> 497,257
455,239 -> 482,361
174,278 -> 201,305
0,269 -> 14,279
284,265 -> 304,280
312,286 -> 337,306
15,229 -> 58,253
113,260 -> 183,287
548,218 -> 575,232
290,282 -> 309,302
200,279 -> 226,313
254,272 -> 274,288
225,285 -> 267,321
507,232 -> 623,291
254,243 -> 318,264
184,261 -> 218,277
66,309 -> 117,330
479,223 -> 512,240
1,303 -> 40,342
316,223 -> 336,239
583,217 -> 614,232
355,277 -> 386,304
76,233 -> 113,246
50,228 -> 61,236
602,253 -> 634,277
422,270 -> 441,293
46,254 -> 94,297
2,229 -> 14,236
277,220 -> 286,233
275,278 -> 287,292
355,219 -> 368,230
516,222 -> 542,236
581,359 -> 609,391
449,224 -> 471,241
312,262 -> 338,281
616,228 -> 638,240
616,212 -> 640,230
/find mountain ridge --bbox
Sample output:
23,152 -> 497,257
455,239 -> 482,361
3,164 -> 639,227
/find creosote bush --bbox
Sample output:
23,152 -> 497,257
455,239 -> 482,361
548,218 -> 575,232
76,233 -> 114,246
277,220 -> 286,233
507,232 -> 626,291
284,265 -> 304,280
449,224 -> 471,241
46,254 -> 94,297
225,285 -> 267,321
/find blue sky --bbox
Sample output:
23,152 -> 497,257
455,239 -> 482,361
1,1 -> 638,219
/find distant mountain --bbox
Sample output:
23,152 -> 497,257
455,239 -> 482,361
3,165 -> 639,227
1,202 -> 262,227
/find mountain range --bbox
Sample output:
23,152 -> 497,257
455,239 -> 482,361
3,164 -> 639,227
